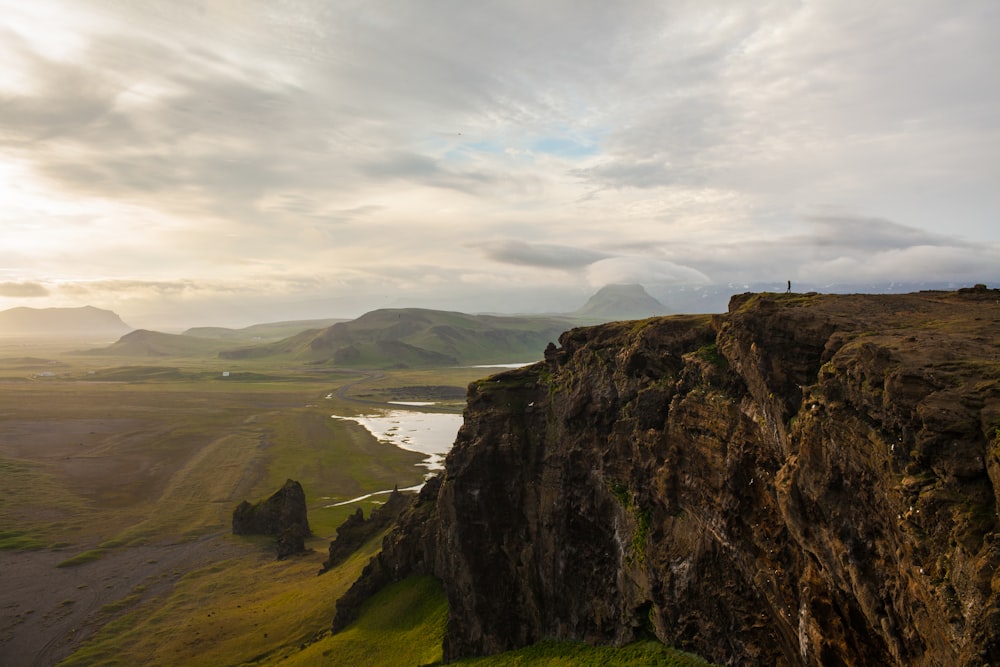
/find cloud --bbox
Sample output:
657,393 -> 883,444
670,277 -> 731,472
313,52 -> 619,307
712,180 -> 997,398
0,281 -> 48,297
575,158 -> 677,190
0,1 -> 998,325
805,214 -> 950,244
586,257 -> 711,287
655,214 -> 997,286
474,240 -> 610,270
807,245 -> 1000,285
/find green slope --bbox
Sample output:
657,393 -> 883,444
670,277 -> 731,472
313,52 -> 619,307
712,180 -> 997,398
275,575 -> 714,666
78,329 -> 231,357
220,308 -> 576,368
183,318 -> 346,342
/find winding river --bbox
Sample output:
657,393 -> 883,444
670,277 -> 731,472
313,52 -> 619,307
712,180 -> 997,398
327,407 -> 464,507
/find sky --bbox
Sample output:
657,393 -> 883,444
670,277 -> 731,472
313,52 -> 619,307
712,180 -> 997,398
1,0 -> 998,328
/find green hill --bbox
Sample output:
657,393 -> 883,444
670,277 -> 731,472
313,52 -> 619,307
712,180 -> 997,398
79,329 -> 230,357
183,318 -> 346,342
220,308 -> 574,367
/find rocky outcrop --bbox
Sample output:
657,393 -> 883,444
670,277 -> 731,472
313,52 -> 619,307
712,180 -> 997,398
335,290 -> 1000,666
320,487 -> 411,573
332,477 -> 442,632
233,479 -> 311,559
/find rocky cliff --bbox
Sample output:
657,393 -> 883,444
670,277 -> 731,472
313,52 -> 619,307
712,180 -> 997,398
321,487 -> 410,573
334,289 -> 1000,666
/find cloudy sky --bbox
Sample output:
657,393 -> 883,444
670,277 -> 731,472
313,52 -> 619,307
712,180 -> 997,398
2,0 -> 998,328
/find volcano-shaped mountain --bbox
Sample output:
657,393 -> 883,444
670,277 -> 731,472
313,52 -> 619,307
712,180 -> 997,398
572,284 -> 669,321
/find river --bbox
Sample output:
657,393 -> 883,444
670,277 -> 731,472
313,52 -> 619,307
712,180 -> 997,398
332,406 -> 464,473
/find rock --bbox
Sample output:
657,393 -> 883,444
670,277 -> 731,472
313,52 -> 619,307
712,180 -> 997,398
334,291 -> 1000,666
332,478 -> 441,632
276,523 -> 309,560
232,479 -> 311,558
320,487 -> 411,573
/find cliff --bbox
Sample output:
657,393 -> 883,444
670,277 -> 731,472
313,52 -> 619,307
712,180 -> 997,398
320,487 -> 410,573
334,289 -> 1000,666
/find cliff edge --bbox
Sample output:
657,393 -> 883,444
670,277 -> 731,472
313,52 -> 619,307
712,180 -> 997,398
335,289 -> 1000,666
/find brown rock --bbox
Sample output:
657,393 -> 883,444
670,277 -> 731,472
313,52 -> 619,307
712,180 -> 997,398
320,487 -> 410,573
334,290 -> 1000,666
232,479 -> 311,558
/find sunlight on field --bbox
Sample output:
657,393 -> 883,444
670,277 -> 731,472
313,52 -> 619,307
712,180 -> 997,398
0,335 -> 717,667
0,343 -> 480,666
272,575 -> 447,667
57,538 -> 379,667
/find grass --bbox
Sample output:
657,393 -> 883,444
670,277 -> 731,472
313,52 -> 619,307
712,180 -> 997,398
0,457 -> 93,550
343,366 -> 492,409
261,408 -> 428,537
0,347 -> 493,663
277,569 -> 712,667
273,575 -> 448,667
451,640 -> 715,666
693,343 -> 727,369
97,585 -> 148,616
606,479 -> 651,564
56,548 -> 109,568
57,545 -> 375,667
0,528 -> 47,551
2,345 -> 714,667
0,348 -> 477,667
732,291 -> 822,313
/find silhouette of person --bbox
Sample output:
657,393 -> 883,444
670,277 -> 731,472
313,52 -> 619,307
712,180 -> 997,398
787,280 -> 791,293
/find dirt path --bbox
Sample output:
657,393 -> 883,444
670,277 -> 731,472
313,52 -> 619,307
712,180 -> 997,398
331,370 -> 387,407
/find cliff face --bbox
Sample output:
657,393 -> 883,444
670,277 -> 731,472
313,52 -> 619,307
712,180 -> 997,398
336,290 -> 1000,666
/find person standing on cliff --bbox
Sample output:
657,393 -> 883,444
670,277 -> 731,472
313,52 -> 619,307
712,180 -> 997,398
787,279 -> 791,293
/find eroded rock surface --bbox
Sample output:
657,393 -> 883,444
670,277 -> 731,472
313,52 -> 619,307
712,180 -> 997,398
232,478 -> 311,558
335,290 -> 1000,666
321,487 -> 410,573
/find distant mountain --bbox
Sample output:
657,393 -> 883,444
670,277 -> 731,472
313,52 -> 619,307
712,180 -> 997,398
184,318 -> 347,342
572,284 -> 670,321
0,306 -> 131,338
81,329 -> 230,357
220,307 -> 575,367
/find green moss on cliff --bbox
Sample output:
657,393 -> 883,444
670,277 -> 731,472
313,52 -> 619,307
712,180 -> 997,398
693,343 -> 727,369
450,639 -> 715,665
607,480 -> 651,564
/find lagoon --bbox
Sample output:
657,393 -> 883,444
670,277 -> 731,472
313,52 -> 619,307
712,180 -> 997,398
332,408 -> 463,473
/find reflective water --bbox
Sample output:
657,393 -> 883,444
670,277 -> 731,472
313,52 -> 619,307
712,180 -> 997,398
332,408 -> 463,472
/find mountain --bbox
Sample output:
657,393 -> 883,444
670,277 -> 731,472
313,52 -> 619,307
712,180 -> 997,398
0,306 -> 131,338
333,287 -> 1000,666
81,329 -> 231,357
219,308 -> 575,367
572,284 -> 669,321
183,318 -> 346,342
